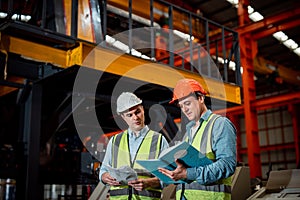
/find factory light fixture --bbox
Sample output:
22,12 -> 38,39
0,12 -> 31,22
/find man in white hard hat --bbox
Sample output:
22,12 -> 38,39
99,92 -> 169,200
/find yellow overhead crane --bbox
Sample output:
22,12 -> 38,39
0,33 -> 241,105
0,0 -> 242,105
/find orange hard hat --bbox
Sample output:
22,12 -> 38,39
169,79 -> 207,104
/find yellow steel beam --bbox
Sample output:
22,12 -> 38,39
0,34 -> 83,68
82,46 -> 241,104
0,34 -> 241,104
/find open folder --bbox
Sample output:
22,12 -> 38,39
136,141 -> 212,184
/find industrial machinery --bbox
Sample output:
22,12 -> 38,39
247,169 -> 300,199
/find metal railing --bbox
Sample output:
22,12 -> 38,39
121,0 -> 241,86
0,0 -> 241,86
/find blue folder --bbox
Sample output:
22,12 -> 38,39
136,141 -> 212,184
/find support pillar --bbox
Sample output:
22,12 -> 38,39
238,0 -> 262,178
25,83 -> 43,200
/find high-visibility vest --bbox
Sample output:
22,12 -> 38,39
110,130 -> 162,200
176,114 -> 232,200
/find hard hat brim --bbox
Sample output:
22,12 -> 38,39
117,101 -> 142,114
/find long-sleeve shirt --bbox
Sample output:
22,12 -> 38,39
185,109 -> 237,185
99,125 -> 169,182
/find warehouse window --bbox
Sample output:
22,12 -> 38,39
239,106 -> 296,179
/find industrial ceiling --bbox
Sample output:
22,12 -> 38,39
182,0 -> 300,70
180,0 -> 300,94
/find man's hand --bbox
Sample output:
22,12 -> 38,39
128,177 -> 160,191
158,160 -> 187,181
101,172 -> 121,186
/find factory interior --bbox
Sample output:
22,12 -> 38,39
0,0 -> 300,199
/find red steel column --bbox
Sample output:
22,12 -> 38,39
238,0 -> 262,178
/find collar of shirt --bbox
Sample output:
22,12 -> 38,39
185,109 -> 212,143
186,109 -> 212,130
128,125 -> 149,139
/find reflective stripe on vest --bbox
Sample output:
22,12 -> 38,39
177,189 -> 231,200
110,188 -> 162,199
110,130 -> 162,199
177,114 -> 232,199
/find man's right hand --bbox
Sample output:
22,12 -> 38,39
101,172 -> 121,186
158,159 -> 187,181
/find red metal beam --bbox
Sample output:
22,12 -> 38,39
253,19 -> 300,40
216,91 -> 300,114
252,91 -> 300,110
239,143 -> 296,154
237,7 -> 300,35
215,105 -> 244,116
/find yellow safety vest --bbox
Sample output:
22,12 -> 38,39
176,114 -> 232,200
110,130 -> 162,200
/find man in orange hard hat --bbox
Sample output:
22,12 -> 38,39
159,78 -> 237,200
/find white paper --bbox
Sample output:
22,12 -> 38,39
105,165 -> 138,185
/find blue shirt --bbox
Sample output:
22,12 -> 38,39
99,125 -> 169,182
185,110 -> 237,185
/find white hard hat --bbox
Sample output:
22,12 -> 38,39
116,92 -> 142,114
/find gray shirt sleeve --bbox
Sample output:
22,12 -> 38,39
99,136 -> 114,183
